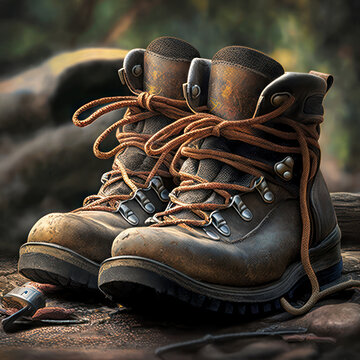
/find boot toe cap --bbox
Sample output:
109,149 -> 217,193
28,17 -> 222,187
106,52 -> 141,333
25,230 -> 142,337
27,212 -> 119,262
111,225 -> 237,284
111,218 -> 299,287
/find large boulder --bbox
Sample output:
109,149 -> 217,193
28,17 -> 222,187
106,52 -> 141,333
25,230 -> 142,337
0,48 -> 129,255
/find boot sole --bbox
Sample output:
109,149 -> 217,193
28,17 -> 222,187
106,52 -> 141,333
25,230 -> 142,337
18,242 -> 100,290
98,225 -> 342,315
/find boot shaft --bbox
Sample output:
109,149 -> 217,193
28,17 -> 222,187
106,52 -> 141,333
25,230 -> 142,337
99,37 -> 200,199
120,36 -> 200,99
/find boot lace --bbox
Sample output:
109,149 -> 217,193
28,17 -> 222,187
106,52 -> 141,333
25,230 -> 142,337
145,95 -> 360,315
71,92 -> 192,213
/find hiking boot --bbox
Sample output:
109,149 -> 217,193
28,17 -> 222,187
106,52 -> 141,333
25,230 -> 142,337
98,46 -> 346,315
18,37 -> 200,290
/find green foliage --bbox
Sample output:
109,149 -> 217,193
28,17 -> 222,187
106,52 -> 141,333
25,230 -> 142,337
1,0 -> 360,172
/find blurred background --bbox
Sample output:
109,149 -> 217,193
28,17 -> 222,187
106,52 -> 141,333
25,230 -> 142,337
0,0 -> 359,255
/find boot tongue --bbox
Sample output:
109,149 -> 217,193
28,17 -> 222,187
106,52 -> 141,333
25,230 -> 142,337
143,37 -> 200,99
100,37 -> 199,198
176,47 -> 284,217
208,46 -> 284,120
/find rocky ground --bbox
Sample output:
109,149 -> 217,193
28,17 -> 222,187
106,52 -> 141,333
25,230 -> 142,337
0,249 -> 360,360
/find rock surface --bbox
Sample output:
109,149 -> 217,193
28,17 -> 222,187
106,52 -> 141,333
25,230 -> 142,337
0,48 -> 128,254
0,250 -> 360,359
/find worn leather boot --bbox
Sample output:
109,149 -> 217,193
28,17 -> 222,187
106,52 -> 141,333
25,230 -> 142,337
18,37 -> 200,290
98,46 -> 353,315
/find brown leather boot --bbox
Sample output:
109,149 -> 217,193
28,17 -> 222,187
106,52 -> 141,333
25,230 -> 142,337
18,37 -> 200,290
98,46 -> 348,315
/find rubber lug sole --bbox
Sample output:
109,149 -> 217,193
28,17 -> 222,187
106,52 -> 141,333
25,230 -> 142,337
18,242 -> 100,290
98,225 -> 343,315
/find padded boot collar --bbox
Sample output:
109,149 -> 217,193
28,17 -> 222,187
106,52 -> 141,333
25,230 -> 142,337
254,72 -> 331,119
183,57 -> 211,112
118,48 -> 145,94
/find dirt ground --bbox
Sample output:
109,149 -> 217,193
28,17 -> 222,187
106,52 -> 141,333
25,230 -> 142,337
1,251 -> 360,360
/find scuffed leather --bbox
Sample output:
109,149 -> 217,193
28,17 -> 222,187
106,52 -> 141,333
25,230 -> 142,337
110,71 -> 339,287
208,62 -> 270,119
310,170 -> 338,245
28,211 -> 125,263
112,196 -> 301,287
27,187 -> 168,263
143,51 -> 192,100
309,70 -> 333,92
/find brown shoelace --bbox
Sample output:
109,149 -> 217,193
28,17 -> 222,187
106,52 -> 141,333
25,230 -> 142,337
72,92 -> 192,212
145,95 -> 360,315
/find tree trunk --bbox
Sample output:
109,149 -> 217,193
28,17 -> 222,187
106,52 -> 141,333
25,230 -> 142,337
331,192 -> 360,248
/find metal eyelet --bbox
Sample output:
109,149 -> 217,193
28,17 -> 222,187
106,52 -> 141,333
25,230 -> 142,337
270,92 -> 291,107
117,176 -> 170,224
191,84 -> 201,99
132,65 -> 142,77
201,195 -> 253,239
101,172 -> 111,184
255,178 -> 274,203
150,176 -> 169,201
211,212 -> 231,236
117,203 -> 139,225
274,156 -> 294,181
203,227 -> 220,240
134,190 -> 155,214
144,213 -> 161,225
231,195 -> 253,221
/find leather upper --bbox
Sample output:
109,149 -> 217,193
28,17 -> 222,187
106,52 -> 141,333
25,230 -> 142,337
112,191 -> 301,286
27,184 -> 169,263
111,66 -> 339,287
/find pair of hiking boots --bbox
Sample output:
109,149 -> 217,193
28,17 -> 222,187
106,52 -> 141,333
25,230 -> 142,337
18,37 -> 351,316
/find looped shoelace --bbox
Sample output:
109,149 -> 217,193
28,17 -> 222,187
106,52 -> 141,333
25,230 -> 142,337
71,92 -> 192,212
145,95 -> 360,315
